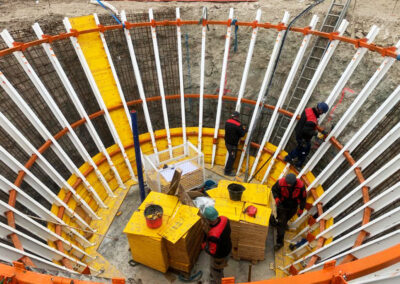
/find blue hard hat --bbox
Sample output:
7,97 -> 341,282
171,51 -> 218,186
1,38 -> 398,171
204,206 -> 219,221
317,102 -> 329,113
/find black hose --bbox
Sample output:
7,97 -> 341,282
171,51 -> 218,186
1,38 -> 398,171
244,0 -> 326,181
247,153 -> 274,183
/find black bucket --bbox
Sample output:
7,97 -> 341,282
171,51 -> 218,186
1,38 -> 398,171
227,183 -> 246,201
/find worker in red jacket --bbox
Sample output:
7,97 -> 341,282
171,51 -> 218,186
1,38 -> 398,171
224,111 -> 247,176
285,102 -> 329,170
202,206 -> 232,284
271,173 -> 306,251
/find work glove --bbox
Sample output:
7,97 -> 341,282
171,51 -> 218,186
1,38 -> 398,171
297,209 -> 304,217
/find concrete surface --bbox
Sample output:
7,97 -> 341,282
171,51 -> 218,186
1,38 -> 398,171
97,169 -> 276,283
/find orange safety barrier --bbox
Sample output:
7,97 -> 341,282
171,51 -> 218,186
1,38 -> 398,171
222,243 -> 400,284
0,261 -> 125,284
1,93 -> 371,276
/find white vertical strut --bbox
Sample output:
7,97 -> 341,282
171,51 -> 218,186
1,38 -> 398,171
198,7 -> 207,153
248,15 -> 318,180
235,9 -> 262,112
0,222 -> 93,272
149,8 -> 173,157
120,10 -> 158,156
0,69 -> 107,209
32,23 -> 126,190
63,17 -> 136,180
0,174 -> 96,251
94,13 -> 132,130
318,152 -> 400,223
176,8 -> 187,146
0,199 -> 93,260
301,230 -> 400,275
298,40 -> 400,177
291,85 -> 400,229
288,179 -> 400,258
1,29 -> 115,198
211,8 -> 234,167
261,18 -> 348,183
235,11 -> 289,175
0,242 -> 77,273
0,148 -> 94,247
296,206 -> 400,271
318,25 -> 380,123
0,111 -> 100,221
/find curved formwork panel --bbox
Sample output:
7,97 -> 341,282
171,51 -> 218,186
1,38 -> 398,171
0,6 -> 399,283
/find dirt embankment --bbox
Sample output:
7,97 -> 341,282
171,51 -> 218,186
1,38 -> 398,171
1,0 -> 399,144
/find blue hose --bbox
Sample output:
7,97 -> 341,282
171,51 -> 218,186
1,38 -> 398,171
95,0 -> 125,29
231,19 -> 238,52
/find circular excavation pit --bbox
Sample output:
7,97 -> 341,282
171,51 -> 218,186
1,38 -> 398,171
0,1 -> 400,283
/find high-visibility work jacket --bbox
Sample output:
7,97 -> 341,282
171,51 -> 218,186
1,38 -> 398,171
272,178 -> 306,211
203,216 -> 232,258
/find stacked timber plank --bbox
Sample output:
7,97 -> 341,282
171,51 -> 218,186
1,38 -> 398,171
166,221 -> 203,273
207,181 -> 272,262
123,192 -> 203,273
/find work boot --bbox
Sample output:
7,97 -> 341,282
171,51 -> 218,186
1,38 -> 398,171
224,171 -> 236,177
274,243 -> 284,251
284,155 -> 293,164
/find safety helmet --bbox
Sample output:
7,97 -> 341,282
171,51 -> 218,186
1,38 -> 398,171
317,102 -> 329,113
204,206 -> 219,221
231,111 -> 240,118
285,173 -> 297,186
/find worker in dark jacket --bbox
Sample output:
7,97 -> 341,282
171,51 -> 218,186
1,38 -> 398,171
224,111 -> 247,176
202,206 -> 232,284
285,102 -> 329,169
271,173 -> 306,251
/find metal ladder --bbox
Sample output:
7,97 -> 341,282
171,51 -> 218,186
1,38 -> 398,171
272,0 -> 352,146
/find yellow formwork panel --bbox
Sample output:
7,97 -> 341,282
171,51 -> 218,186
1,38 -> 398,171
154,129 -> 169,152
324,217 -> 334,245
160,203 -> 200,244
213,197 -> 244,222
170,128 -> 184,147
240,202 -> 271,226
124,211 -> 170,273
214,180 -> 271,206
84,182 -> 134,274
201,128 -> 216,164
138,191 -> 179,217
186,127 -> 199,147
69,16 -> 133,151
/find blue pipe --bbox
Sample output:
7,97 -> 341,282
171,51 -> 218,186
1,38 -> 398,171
130,110 -> 146,202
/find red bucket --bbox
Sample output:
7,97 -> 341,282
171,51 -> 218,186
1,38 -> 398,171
144,204 -> 163,229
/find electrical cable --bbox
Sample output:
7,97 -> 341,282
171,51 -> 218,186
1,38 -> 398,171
244,0 -> 326,181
